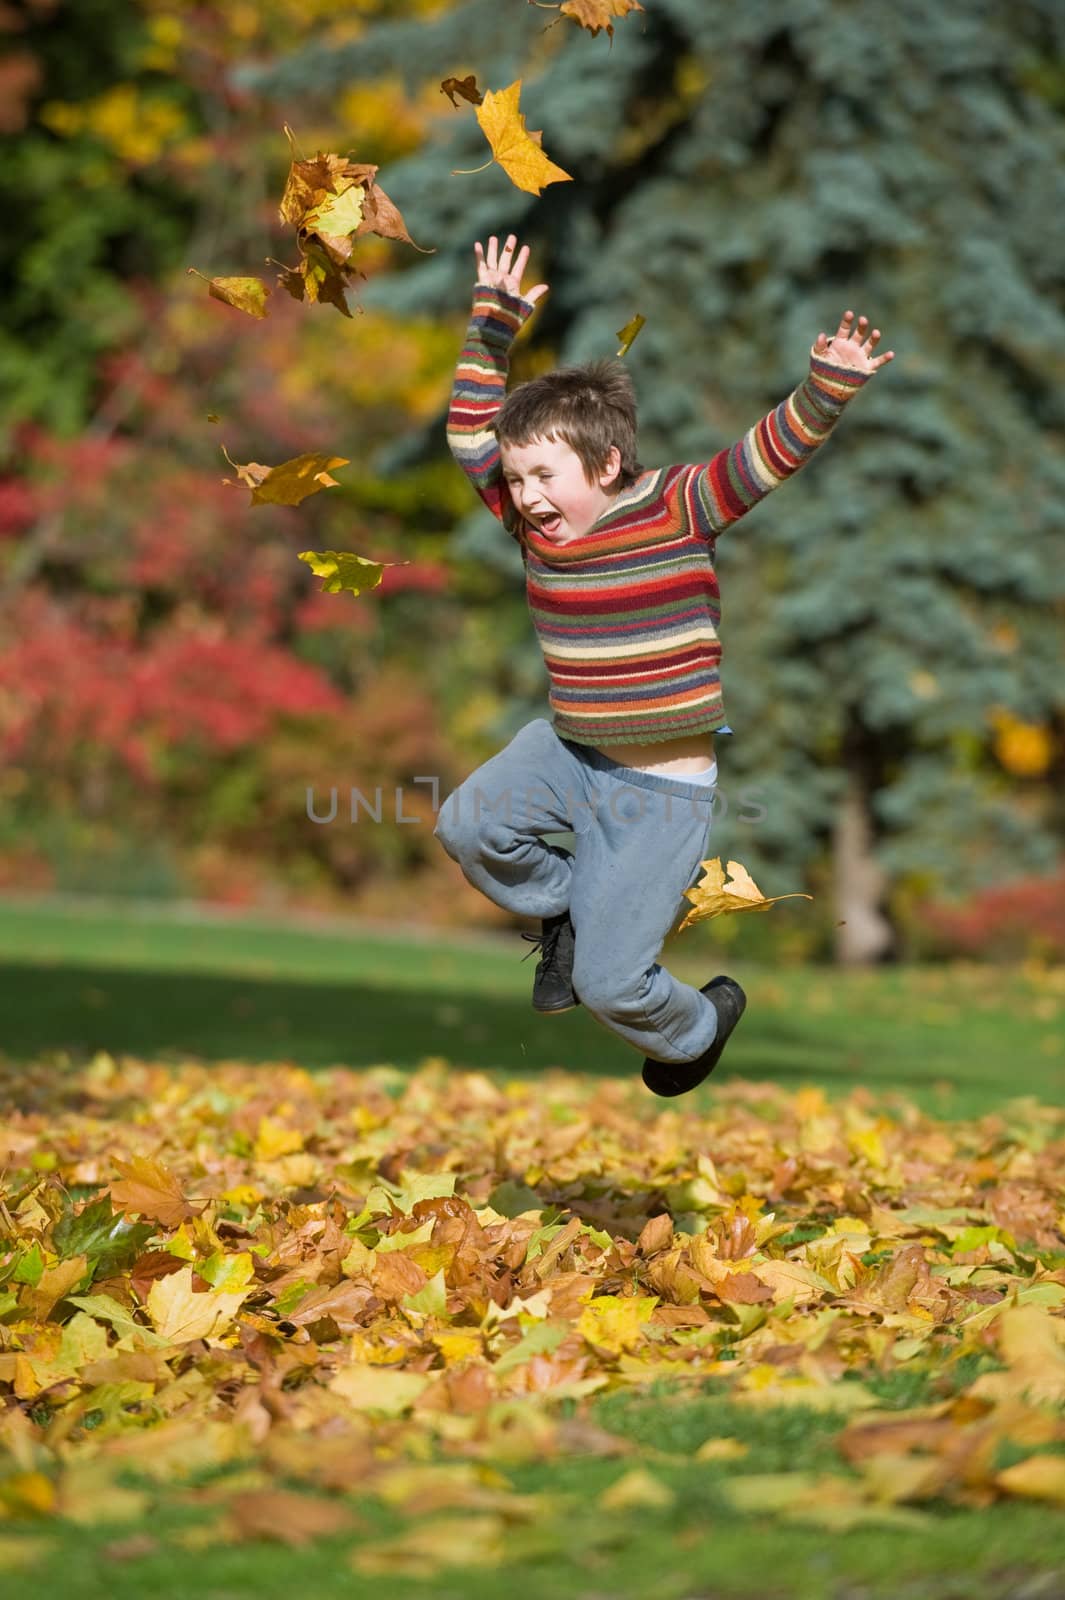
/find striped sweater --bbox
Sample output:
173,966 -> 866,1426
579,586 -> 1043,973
447,285 -> 871,746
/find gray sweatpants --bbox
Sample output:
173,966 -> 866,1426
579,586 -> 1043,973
433,717 -> 720,1064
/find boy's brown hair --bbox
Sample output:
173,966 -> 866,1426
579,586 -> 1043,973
492,359 -> 643,489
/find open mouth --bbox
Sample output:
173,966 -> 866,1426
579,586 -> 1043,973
537,513 -> 562,534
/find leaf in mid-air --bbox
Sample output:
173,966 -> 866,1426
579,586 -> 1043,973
187,269 -> 271,319
472,81 -> 572,195
615,314 -> 646,357
676,857 -> 812,931
303,183 -> 367,252
559,0 -> 646,38
274,130 -> 432,315
297,550 -> 390,598
440,75 -> 483,107
221,447 -> 350,507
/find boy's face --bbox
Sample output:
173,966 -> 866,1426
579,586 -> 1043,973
500,435 -> 622,542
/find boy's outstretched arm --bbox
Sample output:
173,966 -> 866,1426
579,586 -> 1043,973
689,311 -> 896,538
446,233 -> 548,532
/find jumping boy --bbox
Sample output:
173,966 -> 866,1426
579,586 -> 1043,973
435,232 -> 893,1097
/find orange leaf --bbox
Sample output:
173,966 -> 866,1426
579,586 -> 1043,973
109,1155 -> 195,1227
560,0 -> 645,39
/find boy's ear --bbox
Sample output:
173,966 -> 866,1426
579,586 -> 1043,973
598,446 -> 622,488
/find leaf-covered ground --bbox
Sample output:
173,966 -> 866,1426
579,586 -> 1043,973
0,1049 -> 1063,1593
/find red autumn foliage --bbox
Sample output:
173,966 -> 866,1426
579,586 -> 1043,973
920,872 -> 1065,961
0,587 -> 347,780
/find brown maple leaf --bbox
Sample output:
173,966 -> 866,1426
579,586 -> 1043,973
274,129 -> 432,316
440,74 -> 483,107
109,1155 -> 196,1227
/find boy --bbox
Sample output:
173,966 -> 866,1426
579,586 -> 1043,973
435,232 -> 893,1097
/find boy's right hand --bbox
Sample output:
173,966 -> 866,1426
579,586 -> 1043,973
474,233 -> 548,305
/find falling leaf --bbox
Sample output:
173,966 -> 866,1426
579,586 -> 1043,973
221,447 -> 349,507
559,0 -> 646,40
677,857 -> 813,931
469,81 -> 572,195
186,269 -> 271,319
440,75 -> 483,107
616,313 -> 645,356
274,130 -> 432,316
297,550 -> 390,598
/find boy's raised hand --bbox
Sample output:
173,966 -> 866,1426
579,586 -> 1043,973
814,310 -> 894,374
474,233 -> 548,305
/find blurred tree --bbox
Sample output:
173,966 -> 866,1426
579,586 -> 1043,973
246,0 -> 1065,959
0,0 -> 480,916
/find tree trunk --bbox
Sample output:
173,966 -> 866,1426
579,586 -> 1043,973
832,766 -> 895,966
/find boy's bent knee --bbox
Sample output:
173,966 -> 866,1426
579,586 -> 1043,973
571,961 -> 653,1019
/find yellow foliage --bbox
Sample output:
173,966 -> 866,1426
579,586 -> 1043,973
338,76 -> 429,161
40,85 -> 187,165
989,707 -> 1053,777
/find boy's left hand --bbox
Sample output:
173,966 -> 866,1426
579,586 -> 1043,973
814,310 -> 894,374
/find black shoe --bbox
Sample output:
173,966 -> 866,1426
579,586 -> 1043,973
641,976 -> 746,1097
521,911 -> 580,1013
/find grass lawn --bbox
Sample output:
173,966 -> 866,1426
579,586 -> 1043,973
0,893 -> 1062,1119
0,894 -> 1063,1600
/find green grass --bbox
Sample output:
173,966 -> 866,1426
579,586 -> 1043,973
0,894 -> 1061,1118
1,894 -> 1063,1599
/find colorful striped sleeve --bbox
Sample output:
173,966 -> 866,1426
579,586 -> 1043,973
446,285 -> 536,535
687,351 -> 873,538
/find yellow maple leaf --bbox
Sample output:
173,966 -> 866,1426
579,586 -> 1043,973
221,447 -> 349,507
577,1293 -> 658,1354
471,81 -> 572,195
676,857 -> 813,931
560,0 -> 645,39
146,1265 -> 249,1343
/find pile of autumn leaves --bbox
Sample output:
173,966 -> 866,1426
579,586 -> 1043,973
0,1051 -> 1063,1568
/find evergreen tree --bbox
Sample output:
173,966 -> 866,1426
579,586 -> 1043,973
246,0 -> 1065,958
